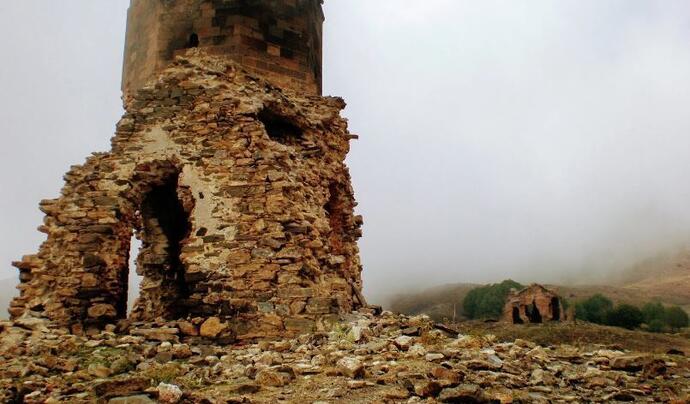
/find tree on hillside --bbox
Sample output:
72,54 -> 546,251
664,306 -> 689,331
642,302 -> 666,325
647,319 -> 666,333
606,304 -> 644,330
575,294 -> 613,324
463,280 -> 524,320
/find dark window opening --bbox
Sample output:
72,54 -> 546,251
526,300 -> 543,323
280,47 -> 295,59
126,173 -> 193,320
258,108 -> 303,145
187,33 -> 200,48
550,297 -> 561,321
512,307 -> 523,324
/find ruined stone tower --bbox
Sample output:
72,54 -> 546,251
122,0 -> 324,96
9,0 -> 364,340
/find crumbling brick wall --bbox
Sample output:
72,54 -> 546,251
503,284 -> 567,324
10,52 -> 363,340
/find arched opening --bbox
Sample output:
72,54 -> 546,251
258,108 -> 303,145
512,306 -> 523,324
550,297 -> 561,321
127,171 -> 194,321
187,33 -> 200,48
526,300 -> 542,323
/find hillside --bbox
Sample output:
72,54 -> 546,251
388,283 -> 480,322
559,249 -> 690,310
389,250 -> 690,321
618,250 -> 690,308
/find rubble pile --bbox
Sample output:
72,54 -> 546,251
1,311 -> 687,403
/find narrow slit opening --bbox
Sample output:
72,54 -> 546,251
127,235 -> 143,317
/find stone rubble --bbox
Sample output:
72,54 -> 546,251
0,311 -> 687,403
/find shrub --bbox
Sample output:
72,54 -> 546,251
664,306 -> 689,331
642,302 -> 666,324
647,319 -> 666,333
575,294 -> 613,324
605,304 -> 643,330
462,280 -> 524,320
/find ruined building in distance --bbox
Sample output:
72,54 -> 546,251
9,0 -> 365,340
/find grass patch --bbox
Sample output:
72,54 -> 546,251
140,362 -> 185,385
76,346 -> 127,368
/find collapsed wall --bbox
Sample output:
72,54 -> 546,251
9,52 -> 364,340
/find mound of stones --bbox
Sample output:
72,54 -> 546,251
0,311 -> 688,403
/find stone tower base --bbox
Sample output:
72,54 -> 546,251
10,51 -> 364,340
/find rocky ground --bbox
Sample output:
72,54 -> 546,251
0,311 -> 688,403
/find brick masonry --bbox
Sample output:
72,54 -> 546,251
10,51 -> 364,340
503,284 -> 569,324
122,0 -> 324,96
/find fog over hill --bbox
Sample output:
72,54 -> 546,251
3,2 -> 690,306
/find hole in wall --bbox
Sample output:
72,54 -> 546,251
140,174 -> 191,317
124,171 -> 194,320
550,297 -> 561,321
187,33 -> 200,48
526,300 -> 543,323
512,306 -> 523,324
258,108 -> 303,145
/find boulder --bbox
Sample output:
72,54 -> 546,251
200,317 -> 227,338
337,357 -> 365,379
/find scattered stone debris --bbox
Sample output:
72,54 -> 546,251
0,311 -> 687,403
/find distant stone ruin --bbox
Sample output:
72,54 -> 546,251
9,0 -> 365,340
503,284 -> 568,324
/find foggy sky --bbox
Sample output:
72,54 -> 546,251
2,1 -> 690,305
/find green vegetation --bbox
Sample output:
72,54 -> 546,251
640,303 -> 688,332
642,302 -> 666,325
647,319 -> 665,333
605,304 -> 643,330
141,362 -> 185,385
665,306 -> 690,331
576,295 -> 688,333
574,294 -> 613,324
462,280 -> 524,320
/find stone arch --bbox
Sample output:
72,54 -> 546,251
123,161 -> 195,321
512,306 -> 523,324
526,300 -> 543,323
187,33 -> 200,48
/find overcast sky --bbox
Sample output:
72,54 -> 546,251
2,1 -> 690,304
